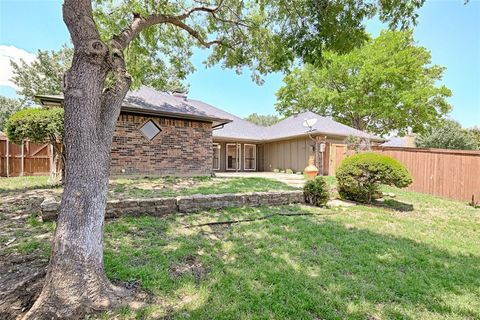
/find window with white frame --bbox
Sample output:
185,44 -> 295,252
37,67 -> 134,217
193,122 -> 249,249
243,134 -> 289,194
212,143 -> 220,170
226,143 -> 240,170
244,144 -> 256,171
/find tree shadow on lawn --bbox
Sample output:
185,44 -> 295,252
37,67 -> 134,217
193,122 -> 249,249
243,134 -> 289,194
103,209 -> 480,319
372,199 -> 415,212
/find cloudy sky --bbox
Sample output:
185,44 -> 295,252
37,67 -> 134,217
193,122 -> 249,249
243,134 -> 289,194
0,0 -> 479,127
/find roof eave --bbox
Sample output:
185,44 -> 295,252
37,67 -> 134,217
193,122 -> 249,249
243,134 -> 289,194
121,106 -> 232,127
36,94 -> 232,127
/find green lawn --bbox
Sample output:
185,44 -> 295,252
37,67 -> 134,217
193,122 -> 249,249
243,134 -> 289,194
2,177 -> 479,319
99,190 -> 480,319
0,175 -> 57,192
0,175 -> 295,197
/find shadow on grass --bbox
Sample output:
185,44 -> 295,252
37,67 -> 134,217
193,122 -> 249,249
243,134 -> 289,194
103,208 -> 479,319
374,198 -> 415,212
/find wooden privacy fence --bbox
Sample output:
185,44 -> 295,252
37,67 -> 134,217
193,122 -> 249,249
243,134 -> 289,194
331,145 -> 480,202
0,135 -> 52,177
371,146 -> 480,202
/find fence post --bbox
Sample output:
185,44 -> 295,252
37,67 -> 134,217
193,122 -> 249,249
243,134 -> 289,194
6,138 -> 9,178
21,140 -> 25,176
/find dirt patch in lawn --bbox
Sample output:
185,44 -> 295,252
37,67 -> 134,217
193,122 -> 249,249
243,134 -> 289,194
170,255 -> 208,281
0,252 -> 47,319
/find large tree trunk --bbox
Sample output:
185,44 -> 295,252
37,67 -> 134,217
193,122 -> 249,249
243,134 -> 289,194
23,1 -> 131,318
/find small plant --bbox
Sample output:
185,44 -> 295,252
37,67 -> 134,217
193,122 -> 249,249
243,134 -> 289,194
469,195 -> 480,208
286,168 -> 294,174
273,168 -> 280,173
336,153 -> 412,203
304,176 -> 330,206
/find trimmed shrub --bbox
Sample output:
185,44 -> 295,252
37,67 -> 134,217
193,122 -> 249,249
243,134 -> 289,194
336,152 -> 412,203
304,176 -> 330,206
286,168 -> 294,174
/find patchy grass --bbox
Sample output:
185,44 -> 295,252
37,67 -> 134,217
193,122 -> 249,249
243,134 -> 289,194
0,176 -> 295,198
97,197 -> 480,319
108,176 -> 295,199
0,176 -> 57,193
3,180 -> 479,319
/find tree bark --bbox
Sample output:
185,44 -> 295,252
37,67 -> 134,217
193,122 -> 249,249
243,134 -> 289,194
22,0 -> 227,317
23,1 -> 131,318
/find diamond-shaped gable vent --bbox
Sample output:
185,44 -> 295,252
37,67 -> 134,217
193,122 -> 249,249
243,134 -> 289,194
139,120 -> 161,140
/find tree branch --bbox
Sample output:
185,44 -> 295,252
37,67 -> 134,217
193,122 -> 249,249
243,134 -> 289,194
100,52 -> 131,138
177,0 -> 226,19
111,0 -> 239,51
63,0 -> 102,48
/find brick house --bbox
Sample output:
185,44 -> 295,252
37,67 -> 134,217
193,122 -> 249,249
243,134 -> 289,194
37,86 -> 382,176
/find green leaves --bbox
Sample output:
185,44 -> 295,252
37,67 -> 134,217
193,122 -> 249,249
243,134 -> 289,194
10,45 -> 73,105
91,0 -> 426,88
276,30 -> 452,136
5,107 -> 64,145
336,152 -> 413,203
244,113 -> 281,126
416,119 -> 479,150
0,96 -> 24,131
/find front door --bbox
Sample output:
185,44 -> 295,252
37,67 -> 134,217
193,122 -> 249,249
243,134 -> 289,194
226,143 -> 241,171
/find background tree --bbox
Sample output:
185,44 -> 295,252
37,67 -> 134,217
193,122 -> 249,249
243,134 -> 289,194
467,126 -> 480,149
11,44 -> 188,99
276,30 -> 452,136
0,96 -> 24,131
5,108 -> 65,181
24,0 -> 426,318
245,113 -> 281,126
416,119 -> 478,150
11,45 -> 73,105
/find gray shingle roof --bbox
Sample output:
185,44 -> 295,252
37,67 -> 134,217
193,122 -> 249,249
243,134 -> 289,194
187,99 -> 381,141
36,86 -> 231,127
185,99 -> 267,141
264,111 -> 380,141
36,86 -> 381,141
381,136 -> 416,147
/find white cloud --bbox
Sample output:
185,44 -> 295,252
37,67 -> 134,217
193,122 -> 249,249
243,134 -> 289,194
0,45 -> 36,89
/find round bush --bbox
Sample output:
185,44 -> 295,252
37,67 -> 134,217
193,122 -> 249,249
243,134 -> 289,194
304,176 -> 330,206
336,152 -> 412,203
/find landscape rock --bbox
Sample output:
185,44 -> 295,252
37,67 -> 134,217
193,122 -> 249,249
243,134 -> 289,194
41,191 -> 306,221
327,199 -> 357,207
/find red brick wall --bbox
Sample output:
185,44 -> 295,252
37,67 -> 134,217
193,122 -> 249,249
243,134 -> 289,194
110,113 -> 213,176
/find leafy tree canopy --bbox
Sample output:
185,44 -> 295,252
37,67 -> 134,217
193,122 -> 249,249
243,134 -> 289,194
93,0 -> 426,89
467,126 -> 480,149
276,30 -> 452,136
5,107 -> 64,145
0,96 -> 24,131
416,119 -> 478,150
11,45 -> 73,105
245,113 -> 280,126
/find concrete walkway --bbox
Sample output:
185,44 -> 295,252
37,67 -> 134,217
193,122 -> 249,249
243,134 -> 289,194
216,172 -> 306,188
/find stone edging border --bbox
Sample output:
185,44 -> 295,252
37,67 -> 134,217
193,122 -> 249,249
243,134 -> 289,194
41,190 -> 306,221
